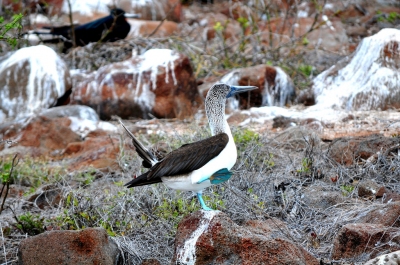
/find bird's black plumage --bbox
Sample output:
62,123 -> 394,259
124,133 -> 229,188
36,8 -> 136,50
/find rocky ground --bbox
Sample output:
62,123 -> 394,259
0,0 -> 400,264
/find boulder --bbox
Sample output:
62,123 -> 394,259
62,130 -> 121,171
200,65 -> 295,111
357,179 -> 382,198
327,134 -> 400,166
0,112 -> 117,168
70,49 -> 202,120
302,186 -> 344,210
39,105 -> 99,121
360,201 -> 400,227
0,116 -> 81,157
332,223 -> 400,260
364,250 -> 400,265
18,227 -> 119,265
173,210 -> 318,265
376,187 -> 400,203
26,184 -> 62,209
0,45 -> 71,123
312,28 -> 400,111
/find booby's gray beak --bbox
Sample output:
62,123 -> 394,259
227,85 -> 258,98
124,13 -> 140,18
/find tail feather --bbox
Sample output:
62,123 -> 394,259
124,172 -> 162,187
119,119 -> 158,168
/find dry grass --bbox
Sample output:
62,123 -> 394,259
1,122 -> 400,264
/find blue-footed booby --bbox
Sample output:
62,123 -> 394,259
120,83 -> 258,210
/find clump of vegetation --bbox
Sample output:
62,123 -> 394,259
14,212 -> 45,236
0,13 -> 23,48
340,184 -> 355,196
9,157 -> 66,194
376,11 -> 400,24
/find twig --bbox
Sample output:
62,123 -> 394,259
0,154 -> 19,215
66,0 -> 76,48
0,222 -> 7,265
147,2 -> 179,38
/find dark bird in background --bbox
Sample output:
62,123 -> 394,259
27,8 -> 139,50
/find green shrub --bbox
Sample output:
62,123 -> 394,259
15,212 -> 45,236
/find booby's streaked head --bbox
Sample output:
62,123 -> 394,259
206,83 -> 258,135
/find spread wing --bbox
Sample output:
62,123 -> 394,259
125,133 -> 229,188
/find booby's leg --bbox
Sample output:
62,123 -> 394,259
197,191 -> 213,211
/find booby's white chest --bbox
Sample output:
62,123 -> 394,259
161,137 -> 237,192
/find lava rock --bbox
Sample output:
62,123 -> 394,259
71,49 -> 201,120
332,223 -> 400,260
173,210 -> 318,265
18,227 -> 119,265
0,45 -> 71,123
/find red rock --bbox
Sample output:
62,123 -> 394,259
27,184 -> 62,209
0,45 -> 71,122
200,65 -> 295,111
0,116 -> 81,156
361,202 -> 400,227
253,17 -> 348,52
327,134 -> 399,166
121,0 -> 182,22
63,134 -> 121,171
18,227 -> 118,265
127,19 -> 178,38
358,179 -> 382,197
173,211 -> 318,265
377,188 -> 400,203
70,49 -> 202,119
0,112 -> 119,171
376,186 -> 388,198
332,223 -> 400,260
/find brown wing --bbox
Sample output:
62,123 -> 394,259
124,133 -> 229,188
148,133 -> 229,179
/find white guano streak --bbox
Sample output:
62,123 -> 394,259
0,45 -> 66,118
313,28 -> 400,111
177,211 -> 217,264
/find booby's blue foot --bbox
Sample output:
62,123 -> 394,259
197,168 -> 233,185
197,192 -> 213,211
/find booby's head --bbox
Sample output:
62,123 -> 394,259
206,83 -> 258,135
